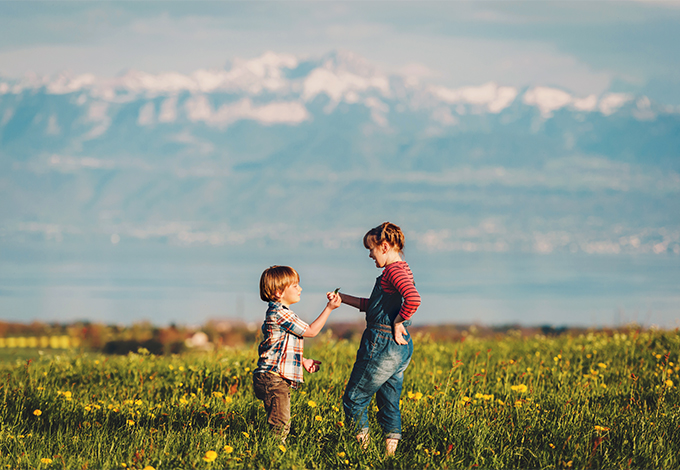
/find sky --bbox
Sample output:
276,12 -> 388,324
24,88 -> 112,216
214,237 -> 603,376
1,1 -> 679,328
1,1 -> 680,104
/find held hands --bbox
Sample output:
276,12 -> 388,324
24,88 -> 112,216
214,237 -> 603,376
326,290 -> 342,309
302,358 -> 322,373
393,322 -> 408,345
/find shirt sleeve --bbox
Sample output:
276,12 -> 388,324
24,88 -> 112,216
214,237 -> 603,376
275,306 -> 309,338
383,263 -> 421,321
359,298 -> 369,312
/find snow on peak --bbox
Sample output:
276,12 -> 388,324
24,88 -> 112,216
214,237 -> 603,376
232,51 -> 298,79
524,88 -> 637,118
429,82 -> 518,114
117,70 -> 196,94
522,86 -> 573,117
184,95 -> 309,128
572,94 -> 598,112
321,50 -> 379,77
599,93 -> 633,116
302,50 -> 391,103
45,73 -> 97,94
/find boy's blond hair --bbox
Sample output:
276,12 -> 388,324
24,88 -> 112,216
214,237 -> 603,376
260,265 -> 300,302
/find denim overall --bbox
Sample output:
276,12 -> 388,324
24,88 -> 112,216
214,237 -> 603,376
342,274 -> 414,440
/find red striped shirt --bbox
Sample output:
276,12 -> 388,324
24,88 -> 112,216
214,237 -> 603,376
360,261 -> 421,321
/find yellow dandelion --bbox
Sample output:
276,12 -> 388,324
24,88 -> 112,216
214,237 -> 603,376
665,379 -> 674,388
40,458 -> 53,464
179,398 -> 188,405
594,425 -> 610,432
212,391 -> 223,398
223,445 -> 233,454
474,393 -> 483,399
414,392 -> 423,400
127,420 -> 135,426
308,400 -> 317,408
407,391 -> 415,399
511,384 -> 528,393
33,409 -> 42,416
315,415 -> 322,421
345,460 -> 350,464
225,396 -> 233,404
242,431 -> 250,438
482,394 -> 494,401
142,467 -> 155,470
202,451 -> 217,462
549,443 -> 555,449
461,396 -> 471,402
514,400 -> 523,408
336,421 -> 344,428
598,363 -> 607,369
337,452 -> 346,458
279,445 -> 286,453
168,365 -> 174,370
333,405 -> 340,412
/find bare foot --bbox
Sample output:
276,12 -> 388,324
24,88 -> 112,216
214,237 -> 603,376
357,431 -> 369,450
386,438 -> 398,456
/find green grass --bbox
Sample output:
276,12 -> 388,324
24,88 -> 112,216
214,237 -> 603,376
1,328 -> 679,469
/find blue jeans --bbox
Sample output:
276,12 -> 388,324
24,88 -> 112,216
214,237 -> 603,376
342,325 -> 413,440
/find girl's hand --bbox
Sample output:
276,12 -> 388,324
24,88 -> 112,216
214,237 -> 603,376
303,358 -> 321,373
326,291 -> 342,309
393,322 -> 408,345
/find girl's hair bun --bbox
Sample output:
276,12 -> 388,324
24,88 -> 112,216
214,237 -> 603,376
363,222 -> 405,251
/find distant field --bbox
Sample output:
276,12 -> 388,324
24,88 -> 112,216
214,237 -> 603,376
1,329 -> 678,469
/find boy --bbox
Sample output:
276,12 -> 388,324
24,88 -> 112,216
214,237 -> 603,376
253,265 -> 341,441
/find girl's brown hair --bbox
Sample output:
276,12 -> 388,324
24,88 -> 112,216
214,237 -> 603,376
363,222 -> 405,252
259,265 -> 300,302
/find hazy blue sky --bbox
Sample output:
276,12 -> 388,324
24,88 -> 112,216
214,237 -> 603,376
1,1 -> 680,103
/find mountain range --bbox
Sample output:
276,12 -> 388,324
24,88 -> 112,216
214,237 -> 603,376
1,50 -> 679,258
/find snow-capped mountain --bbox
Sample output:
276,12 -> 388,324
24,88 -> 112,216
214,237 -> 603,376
1,50 -> 679,257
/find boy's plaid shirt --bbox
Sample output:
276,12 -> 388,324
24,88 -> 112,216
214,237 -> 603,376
255,301 -> 309,384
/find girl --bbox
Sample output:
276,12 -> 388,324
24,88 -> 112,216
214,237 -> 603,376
333,222 -> 421,456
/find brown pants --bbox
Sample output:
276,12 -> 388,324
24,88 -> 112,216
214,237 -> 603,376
253,372 -> 292,440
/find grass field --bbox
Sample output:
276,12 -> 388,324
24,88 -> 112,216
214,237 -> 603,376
1,328 -> 679,469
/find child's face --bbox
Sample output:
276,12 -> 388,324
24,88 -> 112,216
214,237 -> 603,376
368,241 -> 394,268
278,281 -> 302,307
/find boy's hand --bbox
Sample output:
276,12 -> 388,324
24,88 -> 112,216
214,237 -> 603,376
302,358 -> 321,373
326,290 -> 342,309
393,322 -> 408,345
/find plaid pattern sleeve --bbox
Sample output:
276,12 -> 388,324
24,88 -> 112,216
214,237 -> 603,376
255,302 -> 309,384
